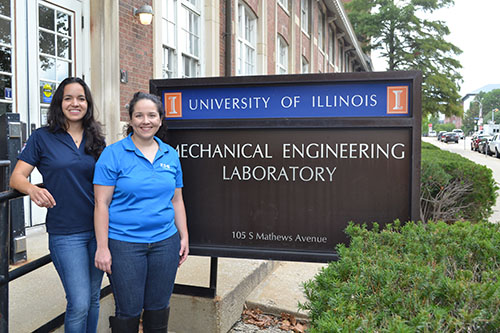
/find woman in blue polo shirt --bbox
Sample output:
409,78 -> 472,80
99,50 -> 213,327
10,77 -> 106,332
94,92 -> 189,333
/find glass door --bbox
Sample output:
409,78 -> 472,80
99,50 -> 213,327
28,0 -> 82,130
26,0 -> 83,226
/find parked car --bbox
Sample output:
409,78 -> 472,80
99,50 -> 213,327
488,134 -> 500,157
428,130 -> 437,137
471,134 -> 490,151
452,129 -> 464,139
442,132 -> 459,143
437,131 -> 447,141
477,135 -> 493,154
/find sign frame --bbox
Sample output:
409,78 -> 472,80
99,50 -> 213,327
150,71 -> 422,262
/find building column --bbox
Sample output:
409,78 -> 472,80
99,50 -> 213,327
90,0 -> 122,143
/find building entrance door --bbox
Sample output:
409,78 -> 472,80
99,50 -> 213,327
28,0 -> 83,129
25,0 -> 85,226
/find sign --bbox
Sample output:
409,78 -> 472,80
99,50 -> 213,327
4,87 -> 12,100
150,72 -> 422,262
42,83 -> 53,103
162,81 -> 410,120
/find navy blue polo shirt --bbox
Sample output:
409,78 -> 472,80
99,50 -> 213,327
18,127 -> 96,234
93,134 -> 183,243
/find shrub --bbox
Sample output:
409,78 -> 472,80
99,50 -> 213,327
301,221 -> 500,332
421,142 -> 497,222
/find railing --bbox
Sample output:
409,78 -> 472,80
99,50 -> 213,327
0,160 -> 217,332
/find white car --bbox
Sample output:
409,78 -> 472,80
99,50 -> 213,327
428,130 -> 437,137
452,129 -> 464,139
488,133 -> 500,157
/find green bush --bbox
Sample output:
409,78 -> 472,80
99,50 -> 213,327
302,221 -> 500,332
421,142 -> 497,222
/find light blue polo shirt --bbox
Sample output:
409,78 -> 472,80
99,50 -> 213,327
93,134 -> 183,243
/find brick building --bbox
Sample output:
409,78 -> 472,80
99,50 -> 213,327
2,0 -> 371,226
3,0 -> 371,143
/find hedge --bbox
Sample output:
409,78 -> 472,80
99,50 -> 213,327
301,221 -> 500,332
420,142 -> 497,222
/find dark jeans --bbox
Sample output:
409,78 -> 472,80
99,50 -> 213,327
108,232 -> 180,318
49,231 -> 104,333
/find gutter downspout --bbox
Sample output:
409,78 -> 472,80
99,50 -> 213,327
225,0 -> 232,76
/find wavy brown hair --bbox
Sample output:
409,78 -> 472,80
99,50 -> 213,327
47,77 -> 106,160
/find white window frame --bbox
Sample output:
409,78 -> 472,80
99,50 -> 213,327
0,0 -> 14,115
318,9 -> 325,51
301,56 -> 309,73
276,35 -> 288,74
236,1 -> 256,76
160,0 -> 202,78
278,0 -> 289,13
301,0 -> 310,35
328,26 -> 334,65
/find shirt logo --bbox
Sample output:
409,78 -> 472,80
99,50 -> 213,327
387,86 -> 408,114
160,163 -> 170,170
164,92 -> 182,118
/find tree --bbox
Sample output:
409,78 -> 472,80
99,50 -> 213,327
480,89 -> 500,123
345,0 -> 463,118
462,100 -> 480,135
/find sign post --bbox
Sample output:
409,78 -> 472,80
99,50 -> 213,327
150,71 -> 422,263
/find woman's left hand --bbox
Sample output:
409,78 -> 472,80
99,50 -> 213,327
179,236 -> 189,266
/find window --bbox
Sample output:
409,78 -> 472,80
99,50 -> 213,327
301,0 -> 310,34
0,0 -> 13,115
318,9 -> 325,51
276,35 -> 288,74
339,43 -> 344,71
161,0 -> 201,78
278,0 -> 289,12
180,2 -> 200,77
301,56 -> 309,73
236,2 -> 256,76
328,26 -> 335,64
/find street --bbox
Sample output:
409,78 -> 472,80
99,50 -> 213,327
422,136 -> 500,223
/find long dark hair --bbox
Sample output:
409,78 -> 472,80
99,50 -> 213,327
47,77 -> 106,160
125,91 -> 165,136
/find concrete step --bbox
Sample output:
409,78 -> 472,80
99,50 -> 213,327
244,261 -> 327,320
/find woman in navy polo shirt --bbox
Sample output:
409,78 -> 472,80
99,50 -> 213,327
94,92 -> 189,332
10,77 -> 106,332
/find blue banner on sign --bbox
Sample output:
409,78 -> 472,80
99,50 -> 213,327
161,82 -> 411,120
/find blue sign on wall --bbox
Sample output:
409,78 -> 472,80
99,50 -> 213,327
161,82 -> 411,120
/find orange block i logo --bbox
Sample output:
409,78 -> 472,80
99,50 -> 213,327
164,92 -> 182,118
387,86 -> 408,114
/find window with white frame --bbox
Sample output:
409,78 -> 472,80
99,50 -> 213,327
328,26 -> 334,64
237,2 -> 256,76
0,0 -> 13,115
301,56 -> 309,73
301,0 -> 310,34
318,9 -> 325,51
339,43 -> 344,71
276,35 -> 288,74
278,0 -> 289,12
161,0 -> 201,78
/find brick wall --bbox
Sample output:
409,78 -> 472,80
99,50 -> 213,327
118,0 -> 153,122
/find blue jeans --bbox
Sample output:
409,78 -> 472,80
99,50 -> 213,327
108,232 -> 180,318
49,231 -> 104,333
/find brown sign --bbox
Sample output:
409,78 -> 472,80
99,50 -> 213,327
150,72 -> 421,262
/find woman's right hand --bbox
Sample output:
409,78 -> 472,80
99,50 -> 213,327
95,247 -> 112,274
28,186 -> 56,208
